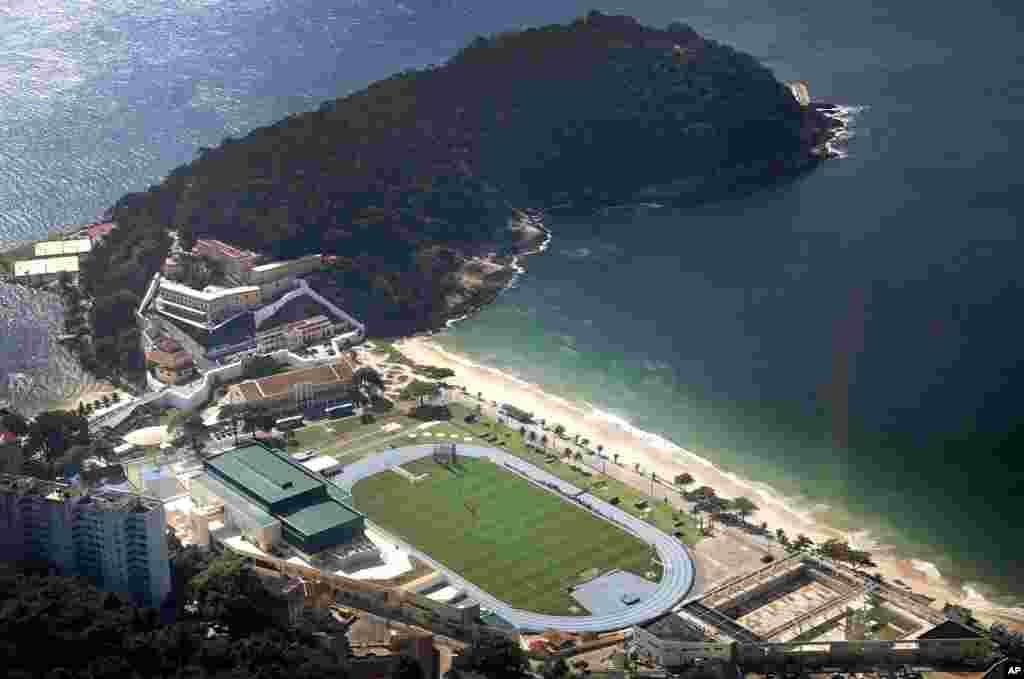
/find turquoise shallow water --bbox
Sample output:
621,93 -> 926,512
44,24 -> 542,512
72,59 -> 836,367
437,186 -> 1024,608
1,0 -> 1022,605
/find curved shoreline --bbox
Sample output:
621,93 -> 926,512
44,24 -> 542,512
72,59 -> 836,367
443,210 -> 554,331
392,336 -> 1024,631
334,444 -> 695,632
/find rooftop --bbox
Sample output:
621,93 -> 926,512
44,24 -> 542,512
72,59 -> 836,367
155,336 -> 184,354
302,456 -> 339,473
236,361 -> 354,401
159,277 -> 260,301
86,222 -> 116,241
250,254 -> 321,273
257,292 -> 344,332
193,239 -> 259,260
0,473 -> 163,512
641,613 -> 711,641
280,495 -> 362,537
35,239 -> 92,257
14,256 -> 80,278
206,444 -> 321,507
918,620 -> 983,640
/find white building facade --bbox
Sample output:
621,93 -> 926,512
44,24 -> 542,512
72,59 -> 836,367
0,475 -> 172,608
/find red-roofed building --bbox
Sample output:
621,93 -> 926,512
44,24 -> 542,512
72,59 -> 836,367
193,239 -> 262,282
145,336 -> 196,385
161,257 -> 180,277
86,222 -> 117,245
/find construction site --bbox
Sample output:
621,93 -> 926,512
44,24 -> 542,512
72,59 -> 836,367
633,553 -> 974,671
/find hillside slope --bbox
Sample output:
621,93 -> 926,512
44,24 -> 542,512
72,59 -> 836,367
84,12 -> 836,380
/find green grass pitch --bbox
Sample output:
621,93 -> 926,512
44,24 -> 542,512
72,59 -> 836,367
351,456 -> 659,615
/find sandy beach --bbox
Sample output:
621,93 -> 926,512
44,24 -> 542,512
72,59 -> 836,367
381,336 -> 1024,632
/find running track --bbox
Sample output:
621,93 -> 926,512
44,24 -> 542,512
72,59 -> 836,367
332,445 -> 696,633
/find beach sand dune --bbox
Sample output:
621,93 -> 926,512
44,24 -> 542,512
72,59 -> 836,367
393,336 -> 1024,631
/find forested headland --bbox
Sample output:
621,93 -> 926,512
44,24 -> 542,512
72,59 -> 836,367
83,11 -> 836,381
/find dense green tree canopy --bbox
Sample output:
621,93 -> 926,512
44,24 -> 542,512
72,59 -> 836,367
86,12 -> 829,380
0,555 -> 351,679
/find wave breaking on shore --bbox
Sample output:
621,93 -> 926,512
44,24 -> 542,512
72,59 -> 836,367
396,334 -> 1024,625
820,104 -> 867,159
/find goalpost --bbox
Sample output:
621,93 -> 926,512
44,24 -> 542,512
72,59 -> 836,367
432,442 -> 457,466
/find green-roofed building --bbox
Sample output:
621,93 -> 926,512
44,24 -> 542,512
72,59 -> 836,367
199,443 -> 364,553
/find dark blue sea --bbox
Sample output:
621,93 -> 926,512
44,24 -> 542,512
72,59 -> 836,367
1,0 -> 1021,608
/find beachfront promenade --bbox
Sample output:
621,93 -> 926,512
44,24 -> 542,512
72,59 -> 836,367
332,444 -> 696,633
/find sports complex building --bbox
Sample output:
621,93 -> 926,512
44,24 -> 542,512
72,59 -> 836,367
189,443 -> 364,554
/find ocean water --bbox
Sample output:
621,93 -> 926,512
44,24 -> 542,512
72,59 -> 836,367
1,0 -> 1022,605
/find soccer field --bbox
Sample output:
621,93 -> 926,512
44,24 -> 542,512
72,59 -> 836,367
351,456 -> 659,615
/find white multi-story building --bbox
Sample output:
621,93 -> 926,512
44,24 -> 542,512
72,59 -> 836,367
0,474 -> 172,609
255,314 -> 349,353
155,278 -> 262,329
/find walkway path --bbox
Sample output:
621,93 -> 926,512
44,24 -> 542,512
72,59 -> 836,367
334,444 -> 696,633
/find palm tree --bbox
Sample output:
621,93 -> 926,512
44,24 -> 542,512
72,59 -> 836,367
613,452 -> 619,465
554,424 -> 565,436
674,472 -> 695,488
519,426 -> 526,437
344,385 -> 370,413
353,366 -> 385,394
180,414 -> 208,456
596,444 -> 604,457
775,528 -> 789,547
730,497 -> 759,523
792,534 -> 815,552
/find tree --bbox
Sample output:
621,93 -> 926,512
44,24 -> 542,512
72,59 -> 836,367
519,426 -> 526,436
542,657 -> 570,679
730,497 -> 759,522
674,472 -> 695,488
178,414 -> 209,455
613,452 -> 619,465
690,485 -> 717,503
1,411 -> 28,437
345,385 -> 370,411
596,444 -> 604,456
792,534 -> 815,552
167,527 -> 185,556
775,528 -> 789,546
553,424 -> 565,436
24,411 -> 90,461
394,655 -> 425,679
452,636 -> 528,679
353,366 -> 386,393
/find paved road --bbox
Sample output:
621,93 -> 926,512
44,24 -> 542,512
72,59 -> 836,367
334,445 -> 696,633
